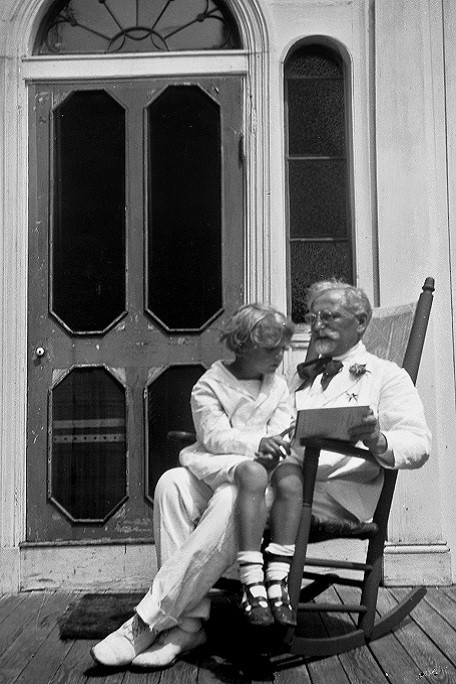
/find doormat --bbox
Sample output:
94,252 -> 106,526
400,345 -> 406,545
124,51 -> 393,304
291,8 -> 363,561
58,584 -> 241,640
59,592 -> 144,639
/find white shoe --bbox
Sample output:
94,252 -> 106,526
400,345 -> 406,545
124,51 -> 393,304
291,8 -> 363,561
131,625 -> 207,669
90,614 -> 157,667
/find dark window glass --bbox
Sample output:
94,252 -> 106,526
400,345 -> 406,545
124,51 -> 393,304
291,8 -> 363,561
52,90 -> 126,333
146,365 -> 205,498
285,44 -> 353,323
147,86 -> 222,331
288,79 -> 345,157
36,0 -> 241,54
289,159 -> 348,239
290,242 -> 353,322
50,367 -> 127,522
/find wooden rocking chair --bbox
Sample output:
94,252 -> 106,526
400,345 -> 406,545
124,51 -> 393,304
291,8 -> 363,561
285,277 -> 435,658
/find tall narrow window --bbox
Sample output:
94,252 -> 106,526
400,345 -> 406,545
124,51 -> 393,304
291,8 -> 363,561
285,43 -> 353,323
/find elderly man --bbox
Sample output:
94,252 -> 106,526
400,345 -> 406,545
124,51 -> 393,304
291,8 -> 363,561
91,280 -> 430,670
288,279 -> 430,524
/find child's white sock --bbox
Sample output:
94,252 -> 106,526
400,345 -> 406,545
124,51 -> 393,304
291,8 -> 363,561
264,543 -> 295,598
237,550 -> 266,598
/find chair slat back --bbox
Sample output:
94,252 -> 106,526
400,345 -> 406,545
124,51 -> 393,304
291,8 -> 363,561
363,302 -> 416,366
371,277 -> 434,534
365,277 -> 434,383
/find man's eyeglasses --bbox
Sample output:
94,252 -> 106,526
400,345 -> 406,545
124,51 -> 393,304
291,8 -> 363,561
304,310 -> 341,326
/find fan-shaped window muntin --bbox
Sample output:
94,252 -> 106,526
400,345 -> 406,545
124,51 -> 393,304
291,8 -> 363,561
35,0 -> 242,54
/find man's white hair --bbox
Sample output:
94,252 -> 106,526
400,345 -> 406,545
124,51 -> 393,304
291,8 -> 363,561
305,279 -> 373,325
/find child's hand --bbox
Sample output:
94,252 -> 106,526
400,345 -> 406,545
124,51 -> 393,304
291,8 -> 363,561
257,434 -> 291,464
255,452 -> 282,470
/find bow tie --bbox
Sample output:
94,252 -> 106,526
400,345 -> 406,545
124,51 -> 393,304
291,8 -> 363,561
297,357 -> 343,391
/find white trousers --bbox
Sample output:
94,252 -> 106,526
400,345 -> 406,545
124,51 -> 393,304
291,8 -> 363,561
135,468 -> 238,631
134,463 -> 359,632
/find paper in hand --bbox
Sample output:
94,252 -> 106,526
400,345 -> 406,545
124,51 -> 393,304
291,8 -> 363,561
294,406 -> 370,442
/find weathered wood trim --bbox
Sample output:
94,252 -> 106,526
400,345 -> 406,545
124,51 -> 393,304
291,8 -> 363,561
383,544 -> 452,586
0,548 -> 21,592
20,544 -> 158,591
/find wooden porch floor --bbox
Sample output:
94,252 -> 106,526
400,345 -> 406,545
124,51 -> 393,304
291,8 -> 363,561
2,586 -> 456,684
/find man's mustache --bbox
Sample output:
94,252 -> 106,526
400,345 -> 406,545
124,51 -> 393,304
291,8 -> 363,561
314,331 -> 339,341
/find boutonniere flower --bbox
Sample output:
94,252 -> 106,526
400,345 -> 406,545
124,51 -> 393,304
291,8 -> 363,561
349,363 -> 369,378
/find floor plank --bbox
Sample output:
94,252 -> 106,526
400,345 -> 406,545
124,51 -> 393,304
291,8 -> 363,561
321,586 -> 392,684
2,588 -> 456,684
47,638 -> 100,684
375,587 -> 456,683
390,587 -> 456,667
336,585 -> 433,684
441,585 -> 456,608
422,587 -> 456,630
0,592 -> 73,684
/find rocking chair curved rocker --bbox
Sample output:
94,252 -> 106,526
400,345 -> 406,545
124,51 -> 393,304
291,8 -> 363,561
285,277 -> 435,658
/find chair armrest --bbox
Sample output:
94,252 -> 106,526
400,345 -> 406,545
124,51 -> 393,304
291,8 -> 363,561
299,438 -> 379,466
167,430 -> 197,446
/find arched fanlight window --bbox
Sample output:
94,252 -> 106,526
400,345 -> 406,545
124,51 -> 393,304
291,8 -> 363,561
285,42 -> 354,323
35,0 -> 242,54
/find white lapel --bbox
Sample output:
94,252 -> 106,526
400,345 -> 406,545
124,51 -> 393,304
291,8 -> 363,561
214,360 -> 276,404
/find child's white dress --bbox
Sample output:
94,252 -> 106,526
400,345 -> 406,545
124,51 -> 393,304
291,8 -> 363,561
179,360 -> 295,489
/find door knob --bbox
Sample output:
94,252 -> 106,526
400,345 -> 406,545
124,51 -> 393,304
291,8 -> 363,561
35,346 -> 46,358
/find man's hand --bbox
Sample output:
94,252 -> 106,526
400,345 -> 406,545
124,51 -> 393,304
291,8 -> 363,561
347,409 -> 388,455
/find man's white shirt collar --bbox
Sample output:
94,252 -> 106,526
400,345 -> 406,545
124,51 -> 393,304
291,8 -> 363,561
333,340 -> 366,363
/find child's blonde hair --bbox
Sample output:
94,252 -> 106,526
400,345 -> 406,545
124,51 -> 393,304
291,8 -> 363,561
220,303 -> 295,354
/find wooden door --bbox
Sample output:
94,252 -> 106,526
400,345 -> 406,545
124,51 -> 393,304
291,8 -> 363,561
27,77 -> 244,542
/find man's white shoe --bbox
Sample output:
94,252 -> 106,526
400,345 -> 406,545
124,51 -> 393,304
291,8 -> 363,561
90,614 -> 157,667
131,625 -> 207,669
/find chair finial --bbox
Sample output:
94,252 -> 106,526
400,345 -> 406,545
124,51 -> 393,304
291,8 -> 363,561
423,277 -> 435,292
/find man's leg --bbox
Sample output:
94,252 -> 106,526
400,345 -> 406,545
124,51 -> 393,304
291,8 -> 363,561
91,467 -> 238,667
136,471 -> 238,629
131,472 -> 239,668
153,468 -> 213,569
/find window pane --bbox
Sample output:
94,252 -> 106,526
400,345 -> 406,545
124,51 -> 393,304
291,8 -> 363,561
288,79 -> 345,156
289,159 -> 349,239
286,49 -> 342,78
290,241 -> 353,323
147,86 -> 222,331
146,365 -> 205,498
50,368 -> 127,522
52,90 -> 126,333
36,0 -> 241,54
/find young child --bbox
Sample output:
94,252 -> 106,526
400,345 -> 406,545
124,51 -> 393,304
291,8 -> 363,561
179,303 -> 303,627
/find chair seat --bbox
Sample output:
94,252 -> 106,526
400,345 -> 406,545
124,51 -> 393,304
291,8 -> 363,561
308,516 -> 378,543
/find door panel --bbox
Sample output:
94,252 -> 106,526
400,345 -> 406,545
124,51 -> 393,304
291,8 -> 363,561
27,77 -> 244,542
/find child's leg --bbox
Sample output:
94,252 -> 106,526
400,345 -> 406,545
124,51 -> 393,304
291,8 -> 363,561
264,462 -> 304,626
234,460 -> 273,626
269,461 -> 304,545
234,460 -> 269,550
